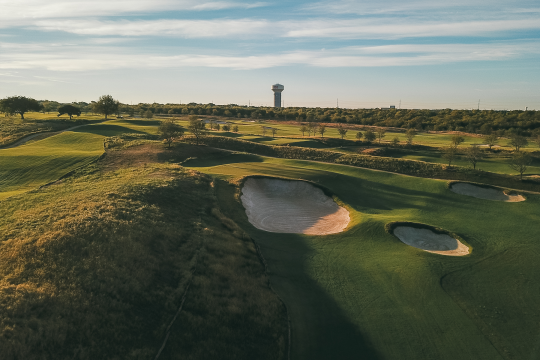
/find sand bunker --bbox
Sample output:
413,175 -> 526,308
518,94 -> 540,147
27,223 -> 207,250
393,226 -> 469,256
241,178 -> 350,235
450,182 -> 525,202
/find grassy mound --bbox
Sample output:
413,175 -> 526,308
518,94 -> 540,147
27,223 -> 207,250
0,148 -> 287,359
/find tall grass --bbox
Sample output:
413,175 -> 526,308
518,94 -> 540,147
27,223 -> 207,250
0,159 -> 287,359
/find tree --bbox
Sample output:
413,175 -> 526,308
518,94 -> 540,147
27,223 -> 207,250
376,128 -> 386,144
535,135 -> 540,148
271,128 -> 278,138
300,125 -> 308,137
364,129 -> 376,144
158,119 -> 184,148
307,122 -> 315,137
215,123 -> 221,131
93,95 -> 118,120
406,129 -> 416,145
222,124 -> 231,132
509,151 -> 531,180
311,124 -> 319,137
144,110 -> 153,119
356,131 -> 363,141
484,134 -> 498,150
464,145 -> 483,169
337,125 -> 348,141
57,104 -> 81,120
391,137 -> 400,147
0,96 -> 42,119
442,146 -> 459,166
233,125 -> 239,132
509,135 -> 528,151
318,124 -> 327,138
188,115 -> 206,145
451,135 -> 465,147
261,127 -> 267,136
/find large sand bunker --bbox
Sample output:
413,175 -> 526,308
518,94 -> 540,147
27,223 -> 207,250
393,226 -> 469,256
241,178 -> 350,235
450,182 -> 525,202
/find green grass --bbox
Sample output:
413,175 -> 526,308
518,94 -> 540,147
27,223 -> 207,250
0,131 -> 104,199
0,146 -> 287,360
0,120 -> 160,200
186,152 -> 540,360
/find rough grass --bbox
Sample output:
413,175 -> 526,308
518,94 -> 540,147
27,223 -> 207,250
0,148 -> 287,359
187,151 -> 540,360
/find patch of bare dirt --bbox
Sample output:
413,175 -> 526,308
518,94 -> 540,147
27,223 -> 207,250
101,144 -> 164,171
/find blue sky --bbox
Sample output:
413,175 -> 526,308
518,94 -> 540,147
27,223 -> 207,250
0,0 -> 539,109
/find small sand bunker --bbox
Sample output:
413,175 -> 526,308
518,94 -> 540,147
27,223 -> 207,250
393,226 -> 469,256
241,178 -> 350,235
450,182 -> 525,202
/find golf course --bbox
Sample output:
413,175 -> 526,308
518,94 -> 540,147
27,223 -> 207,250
1,114 -> 539,359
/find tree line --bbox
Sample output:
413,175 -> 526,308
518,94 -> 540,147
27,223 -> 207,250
2,95 -> 540,137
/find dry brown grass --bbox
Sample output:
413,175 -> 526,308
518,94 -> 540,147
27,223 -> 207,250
0,145 -> 287,359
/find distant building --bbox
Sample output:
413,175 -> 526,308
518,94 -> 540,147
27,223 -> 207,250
380,105 -> 396,110
272,84 -> 284,108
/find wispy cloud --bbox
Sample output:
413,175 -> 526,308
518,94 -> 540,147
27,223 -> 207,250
0,0 -> 268,21
303,0 -> 540,16
23,17 -> 540,39
32,19 -> 272,38
1,42 -> 537,71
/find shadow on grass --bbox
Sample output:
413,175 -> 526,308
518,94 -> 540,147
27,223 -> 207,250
74,124 -> 147,136
116,119 -> 160,126
215,180 -> 382,360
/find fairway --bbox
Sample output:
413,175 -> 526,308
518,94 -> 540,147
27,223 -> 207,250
185,153 -> 540,360
0,120 -> 156,200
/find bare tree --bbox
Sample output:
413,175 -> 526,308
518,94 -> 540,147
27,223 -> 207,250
300,125 -> 308,137
464,145 -> 483,169
509,151 -> 532,180
271,128 -> 278,138
261,126 -> 267,136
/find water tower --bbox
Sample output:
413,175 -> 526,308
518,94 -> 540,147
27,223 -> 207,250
272,84 -> 284,107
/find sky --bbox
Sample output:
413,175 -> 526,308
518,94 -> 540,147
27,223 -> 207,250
0,0 -> 539,109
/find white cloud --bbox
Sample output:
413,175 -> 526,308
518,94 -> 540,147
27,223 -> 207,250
0,0 -> 267,20
32,19 -> 272,38
19,16 -> 540,39
303,0 -> 540,16
0,42 -> 537,71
